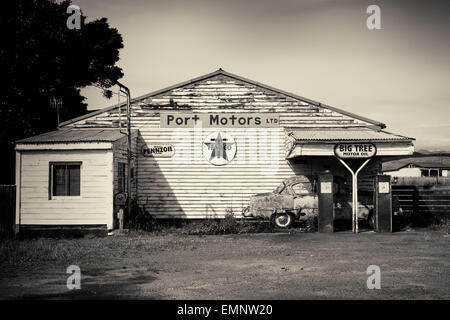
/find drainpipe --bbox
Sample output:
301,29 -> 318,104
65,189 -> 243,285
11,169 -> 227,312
116,81 -> 131,229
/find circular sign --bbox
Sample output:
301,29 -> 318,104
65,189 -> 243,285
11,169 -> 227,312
202,131 -> 237,166
334,143 -> 376,158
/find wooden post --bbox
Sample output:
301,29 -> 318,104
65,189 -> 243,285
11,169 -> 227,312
118,208 -> 124,230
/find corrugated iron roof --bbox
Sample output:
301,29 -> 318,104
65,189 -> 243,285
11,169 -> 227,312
288,128 -> 414,142
16,128 -> 134,144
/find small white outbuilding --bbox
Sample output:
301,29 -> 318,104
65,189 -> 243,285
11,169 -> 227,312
15,128 -> 137,235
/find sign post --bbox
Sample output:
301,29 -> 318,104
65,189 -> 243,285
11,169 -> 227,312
334,143 -> 376,233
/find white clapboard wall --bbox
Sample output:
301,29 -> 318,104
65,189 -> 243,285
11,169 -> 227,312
19,150 -> 114,226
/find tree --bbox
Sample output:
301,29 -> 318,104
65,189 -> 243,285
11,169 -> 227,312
0,0 -> 123,183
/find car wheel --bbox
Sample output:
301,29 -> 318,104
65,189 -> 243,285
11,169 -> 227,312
273,212 -> 294,228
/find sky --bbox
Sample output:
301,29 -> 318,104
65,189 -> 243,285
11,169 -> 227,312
75,0 -> 450,151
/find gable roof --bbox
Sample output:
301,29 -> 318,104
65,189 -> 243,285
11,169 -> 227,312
60,68 -> 386,128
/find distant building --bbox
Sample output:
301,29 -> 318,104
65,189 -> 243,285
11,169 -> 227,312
383,157 -> 450,177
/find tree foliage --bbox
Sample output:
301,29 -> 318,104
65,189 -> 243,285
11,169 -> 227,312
0,0 -> 124,183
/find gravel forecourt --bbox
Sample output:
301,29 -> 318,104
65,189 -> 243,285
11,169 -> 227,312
0,229 -> 449,299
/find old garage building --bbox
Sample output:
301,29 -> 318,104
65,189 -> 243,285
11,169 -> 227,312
15,69 -> 414,234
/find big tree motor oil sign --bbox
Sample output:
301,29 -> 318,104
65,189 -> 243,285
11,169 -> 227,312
334,143 -> 376,158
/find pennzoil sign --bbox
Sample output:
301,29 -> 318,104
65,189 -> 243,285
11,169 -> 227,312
142,145 -> 175,157
334,143 -> 376,159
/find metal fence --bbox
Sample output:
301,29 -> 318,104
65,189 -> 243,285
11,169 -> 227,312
0,185 -> 16,238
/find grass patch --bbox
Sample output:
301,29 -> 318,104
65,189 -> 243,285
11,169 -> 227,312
127,213 -> 320,235
0,238 -> 87,266
178,215 -> 274,235
0,234 -> 163,268
0,213 -> 318,268
126,201 -> 320,235
127,213 -> 276,235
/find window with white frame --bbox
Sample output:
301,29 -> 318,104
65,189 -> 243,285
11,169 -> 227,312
49,162 -> 81,198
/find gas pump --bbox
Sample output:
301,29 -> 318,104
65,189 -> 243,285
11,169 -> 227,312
374,175 -> 392,232
318,172 -> 334,233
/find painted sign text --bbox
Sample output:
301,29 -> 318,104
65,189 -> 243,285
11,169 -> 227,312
334,143 -> 376,158
160,113 -> 279,128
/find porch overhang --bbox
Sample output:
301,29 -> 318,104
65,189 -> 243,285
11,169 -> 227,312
286,128 -> 415,159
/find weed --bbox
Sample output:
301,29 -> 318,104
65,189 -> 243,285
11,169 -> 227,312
179,214 -> 273,235
298,215 -> 318,232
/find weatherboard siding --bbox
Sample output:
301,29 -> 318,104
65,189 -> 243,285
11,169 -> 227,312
19,150 -> 113,227
137,128 -> 289,218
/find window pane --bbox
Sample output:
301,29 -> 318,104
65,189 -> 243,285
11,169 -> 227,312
292,183 -> 312,195
68,165 -> 80,196
51,163 -> 81,197
53,165 -> 67,196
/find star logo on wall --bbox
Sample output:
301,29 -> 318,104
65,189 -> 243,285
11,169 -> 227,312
202,131 -> 237,165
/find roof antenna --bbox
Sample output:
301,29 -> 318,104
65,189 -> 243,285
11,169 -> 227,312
50,97 -> 62,128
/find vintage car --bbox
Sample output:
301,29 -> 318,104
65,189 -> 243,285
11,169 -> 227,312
244,175 -> 374,228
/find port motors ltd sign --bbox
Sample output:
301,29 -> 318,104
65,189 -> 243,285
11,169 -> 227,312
160,112 -> 279,128
334,143 -> 376,158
